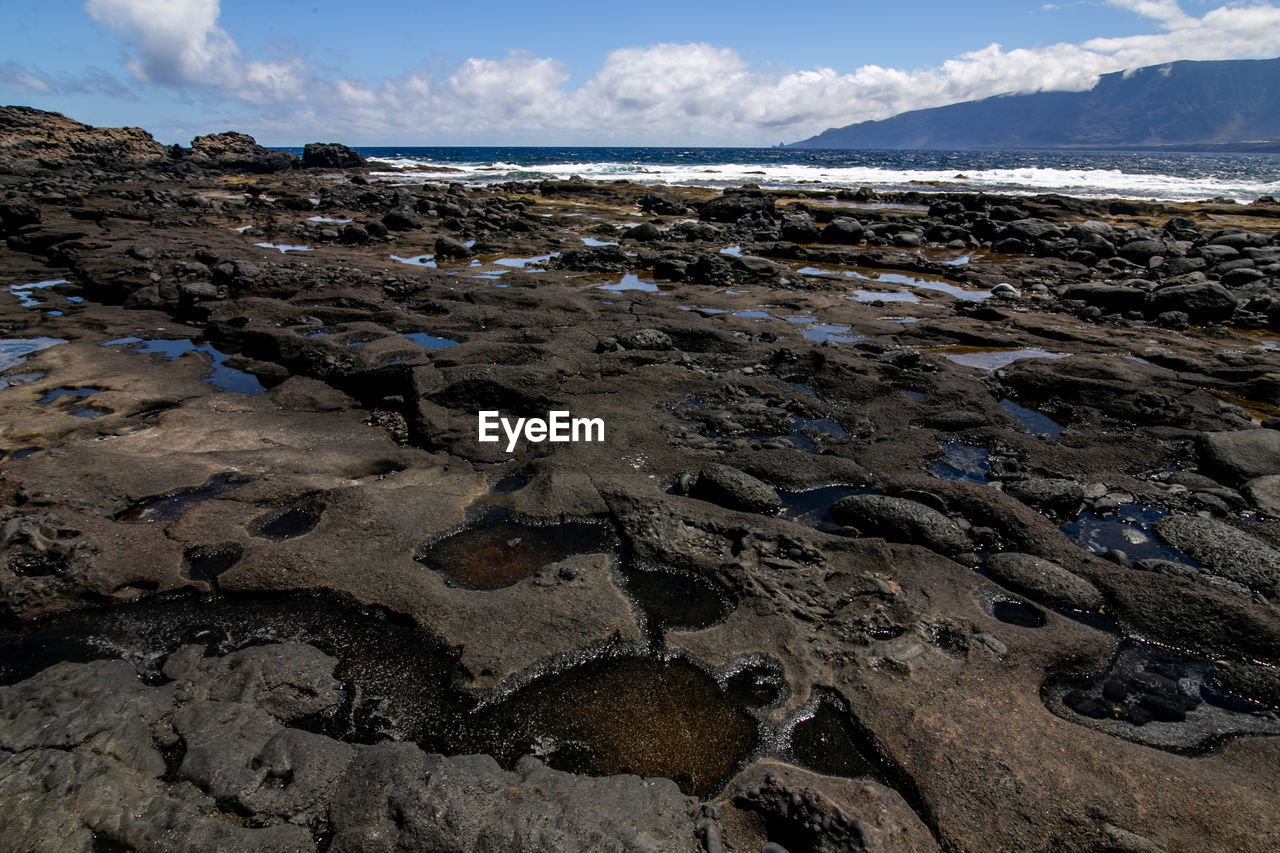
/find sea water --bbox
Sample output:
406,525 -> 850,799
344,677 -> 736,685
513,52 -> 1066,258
277,146 -> 1280,204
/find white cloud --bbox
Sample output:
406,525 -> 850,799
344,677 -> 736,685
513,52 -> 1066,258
78,0 -> 1280,144
1106,0 -> 1196,28
2,68 -> 54,94
84,0 -> 305,104
1086,3 -> 1280,65
0,62 -> 137,101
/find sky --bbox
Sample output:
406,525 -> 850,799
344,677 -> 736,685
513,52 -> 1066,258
2,0 -> 1280,146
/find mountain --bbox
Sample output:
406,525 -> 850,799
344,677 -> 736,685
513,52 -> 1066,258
788,57 -> 1280,151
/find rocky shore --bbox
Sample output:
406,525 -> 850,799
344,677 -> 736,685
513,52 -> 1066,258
2,107 -> 1279,852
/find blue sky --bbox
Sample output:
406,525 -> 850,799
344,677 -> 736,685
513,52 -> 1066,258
3,1 -> 1279,145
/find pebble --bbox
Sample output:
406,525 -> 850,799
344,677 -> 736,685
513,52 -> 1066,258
971,633 -> 1008,657
1103,549 -> 1130,566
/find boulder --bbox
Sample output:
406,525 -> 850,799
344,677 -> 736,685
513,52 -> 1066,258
1202,429 -> 1280,484
616,328 -> 673,351
187,131 -> 298,173
1002,478 -> 1085,519
554,245 -> 632,272
434,235 -> 471,259
669,220 -> 721,242
1117,239 -> 1167,264
638,188 -> 691,216
780,213 -> 821,243
731,255 -> 785,280
301,142 -> 366,169
622,223 -> 663,242
996,219 -> 1063,243
0,196 -> 40,233
828,495 -> 969,557
690,464 -> 781,514
1148,281 -> 1238,324
1242,475 -> 1280,515
685,255 -> 735,286
1154,514 -> 1280,596
382,207 -> 422,231
1068,220 -> 1116,241
1209,230 -> 1269,250
1058,283 -> 1146,313
699,191 -> 774,224
984,553 -> 1104,611
819,217 -> 864,245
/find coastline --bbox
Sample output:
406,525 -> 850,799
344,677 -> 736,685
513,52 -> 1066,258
311,146 -> 1280,204
2,107 -> 1280,852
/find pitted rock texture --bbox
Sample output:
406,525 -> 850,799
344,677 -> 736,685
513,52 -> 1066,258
1,109 -> 1280,852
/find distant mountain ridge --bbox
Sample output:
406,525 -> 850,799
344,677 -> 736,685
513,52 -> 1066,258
789,57 -> 1280,151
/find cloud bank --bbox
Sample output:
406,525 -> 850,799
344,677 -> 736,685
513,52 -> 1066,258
12,0 -> 1280,142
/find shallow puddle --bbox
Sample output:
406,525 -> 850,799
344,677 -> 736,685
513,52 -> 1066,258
787,416 -> 853,452
788,697 -> 881,779
999,399 -> 1065,438
846,269 -> 991,301
306,216 -> 352,223
0,337 -> 67,372
800,323 -> 863,344
182,543 -> 243,583
494,253 -> 556,269
931,346 -> 1068,371
1045,638 -> 1280,752
39,386 -> 103,403
415,508 -> 618,590
973,585 -> 1046,628
1060,504 -> 1196,565
254,242 -> 313,253
598,273 -> 668,293
723,660 -> 787,710
8,279 -> 68,308
618,562 -> 733,636
930,441 -> 990,483
0,590 -> 758,797
0,372 -> 43,391
249,497 -> 325,540
401,331 -> 458,349
580,237 -> 617,247
823,200 -> 929,212
102,337 -> 265,394
1207,390 -> 1280,423
391,253 -> 437,267
849,289 -> 920,303
778,486 -> 873,532
117,472 -> 251,524
461,654 -> 757,796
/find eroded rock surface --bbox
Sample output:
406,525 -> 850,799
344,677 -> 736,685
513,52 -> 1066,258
2,108 -> 1279,852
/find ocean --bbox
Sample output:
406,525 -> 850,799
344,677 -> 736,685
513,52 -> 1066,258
279,147 -> 1280,205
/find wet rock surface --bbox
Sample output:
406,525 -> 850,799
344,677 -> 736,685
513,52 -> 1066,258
2,109 -> 1280,851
